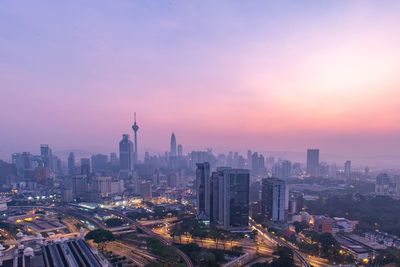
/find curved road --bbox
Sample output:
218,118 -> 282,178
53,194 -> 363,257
10,205 -> 193,267
100,208 -> 194,267
249,218 -> 312,267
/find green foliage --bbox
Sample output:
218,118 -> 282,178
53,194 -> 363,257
298,241 -> 319,255
232,246 -> 243,253
270,246 -> 295,267
85,229 -> 115,244
172,217 -> 237,246
301,231 -> 354,264
147,238 -> 180,266
373,248 -> 400,266
127,211 -> 149,220
178,243 -> 234,267
0,221 -> 17,236
306,194 -> 400,236
293,220 -> 309,234
104,217 -> 124,228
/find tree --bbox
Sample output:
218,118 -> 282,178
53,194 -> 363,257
191,228 -> 207,246
147,238 -> 180,267
199,251 -> 217,267
127,211 -> 147,220
232,246 -> 243,254
293,220 -> 308,234
85,229 -> 115,250
269,246 -> 294,267
170,224 -> 183,243
318,233 -> 339,259
209,228 -> 223,248
371,248 -> 400,266
104,218 -> 124,228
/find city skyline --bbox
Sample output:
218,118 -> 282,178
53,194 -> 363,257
2,1 -> 400,163
2,2 -> 400,267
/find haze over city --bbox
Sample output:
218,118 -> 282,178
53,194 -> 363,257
3,2 -> 400,267
2,1 -> 400,165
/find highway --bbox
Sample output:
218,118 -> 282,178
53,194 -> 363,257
153,223 -> 276,255
99,208 -> 194,267
105,241 -> 155,266
8,205 -> 193,266
249,218 -> 314,267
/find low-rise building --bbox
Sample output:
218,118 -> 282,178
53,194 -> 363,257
311,215 -> 334,233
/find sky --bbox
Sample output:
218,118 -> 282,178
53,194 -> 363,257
1,1 -> 400,164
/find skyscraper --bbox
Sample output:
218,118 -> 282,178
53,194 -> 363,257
91,154 -> 108,173
196,162 -> 211,219
132,112 -> 139,167
344,160 -> 351,177
170,132 -> 177,157
225,168 -> 250,230
80,158 -> 91,176
119,134 -> 134,172
251,152 -> 259,175
110,152 -> 119,167
177,144 -> 183,157
68,152 -> 75,176
40,144 -> 53,170
261,178 -> 287,222
281,160 -> 292,178
306,149 -> 320,176
211,168 -> 249,230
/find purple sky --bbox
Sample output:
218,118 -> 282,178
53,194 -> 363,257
1,1 -> 400,164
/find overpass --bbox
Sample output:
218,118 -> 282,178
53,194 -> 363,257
98,208 -> 194,267
249,218 -> 312,267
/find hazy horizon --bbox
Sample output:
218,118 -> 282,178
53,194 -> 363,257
2,1 -> 400,166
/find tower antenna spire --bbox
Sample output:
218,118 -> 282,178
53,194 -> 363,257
132,112 -> 139,167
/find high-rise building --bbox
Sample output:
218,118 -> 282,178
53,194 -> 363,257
91,176 -> 112,196
250,180 -> 261,202
209,167 -> 230,224
91,154 -> 108,173
281,160 -> 292,178
22,152 -> 33,170
272,163 -> 282,178
196,162 -> 211,219
375,173 -> 391,195
68,152 -> 75,176
251,152 -> 259,175
110,152 -> 119,167
306,149 -> 320,177
344,160 -> 351,177
167,173 -> 178,188
209,167 -> 250,230
288,191 -> 304,214
119,134 -> 133,171
80,158 -> 91,176
247,150 -> 252,168
261,178 -> 287,222
177,144 -> 183,157
137,180 -> 152,199
40,144 -> 53,170
170,133 -> 177,157
258,154 -> 265,174
212,168 -> 250,230
72,175 -> 88,199
132,112 -> 139,167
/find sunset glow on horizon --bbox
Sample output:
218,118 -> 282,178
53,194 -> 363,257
1,1 -> 400,162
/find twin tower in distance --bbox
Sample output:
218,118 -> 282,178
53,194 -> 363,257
119,113 -> 180,174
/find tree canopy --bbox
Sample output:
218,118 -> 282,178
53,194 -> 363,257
85,229 -> 115,244
306,194 -> 400,236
